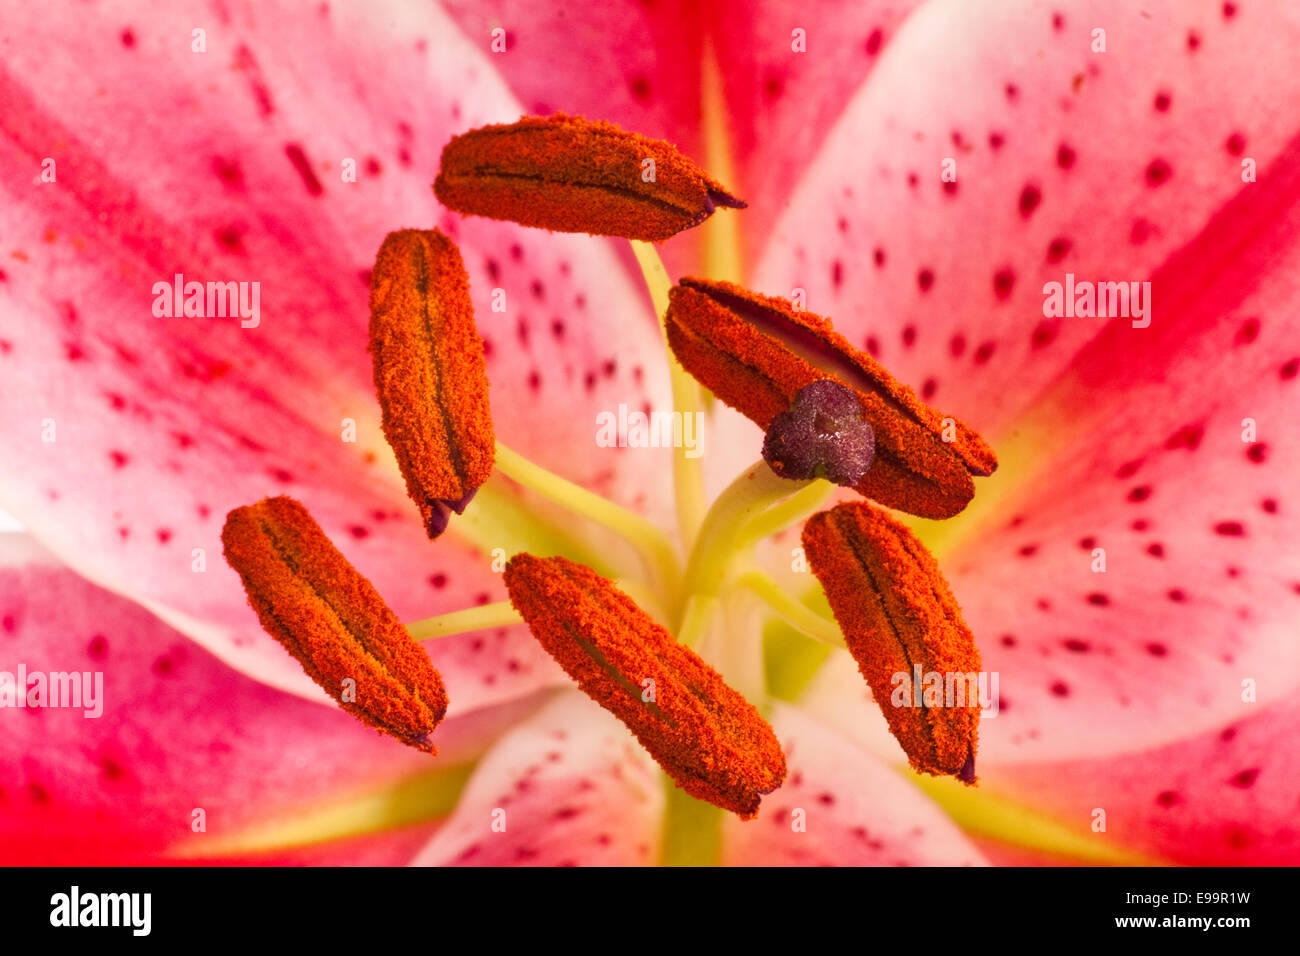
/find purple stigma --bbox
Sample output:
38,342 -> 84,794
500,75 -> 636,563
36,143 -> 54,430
762,379 -> 875,486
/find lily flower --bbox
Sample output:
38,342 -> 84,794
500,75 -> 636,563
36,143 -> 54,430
2,0 -> 1297,867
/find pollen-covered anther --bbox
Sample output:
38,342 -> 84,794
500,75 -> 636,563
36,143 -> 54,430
221,495 -> 448,753
433,113 -> 746,241
368,229 -> 494,539
803,501 -> 981,783
763,379 -> 875,486
665,278 -> 997,519
503,553 -> 786,818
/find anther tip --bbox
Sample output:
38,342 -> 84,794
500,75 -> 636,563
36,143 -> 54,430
957,749 -> 977,785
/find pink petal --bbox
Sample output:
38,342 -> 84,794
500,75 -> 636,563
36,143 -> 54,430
947,176 -> 1300,760
741,0 -> 1300,760
721,704 -> 987,865
709,0 -> 924,245
440,0 -> 704,157
439,1 -> 711,277
410,692 -> 664,866
0,536 -> 523,864
751,0 -> 1300,438
0,0 -> 672,707
990,699 -> 1300,864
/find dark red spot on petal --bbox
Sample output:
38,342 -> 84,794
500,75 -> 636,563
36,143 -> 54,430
1018,182 -> 1041,218
1246,443 -> 1267,464
284,143 -> 324,196
1047,236 -> 1072,262
214,225 -> 244,254
1165,422 -> 1205,451
1153,90 -> 1171,112
1056,142 -> 1076,168
1230,767 -> 1259,788
1214,521 -> 1245,536
1128,485 -> 1152,503
1145,157 -> 1173,187
1233,317 -> 1260,345
993,268 -> 1016,300
917,268 -> 934,293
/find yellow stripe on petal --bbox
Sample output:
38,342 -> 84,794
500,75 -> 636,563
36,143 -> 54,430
701,40 -> 744,284
168,764 -> 474,859
909,772 -> 1171,866
901,420 -> 1051,563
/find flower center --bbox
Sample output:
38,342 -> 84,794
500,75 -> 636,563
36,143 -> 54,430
223,107 -> 996,851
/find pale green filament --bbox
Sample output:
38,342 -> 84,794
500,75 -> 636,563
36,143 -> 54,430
630,239 -> 707,546
681,461 -> 818,608
407,600 -> 520,641
734,570 -> 844,648
737,479 -> 834,549
493,440 -> 682,613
